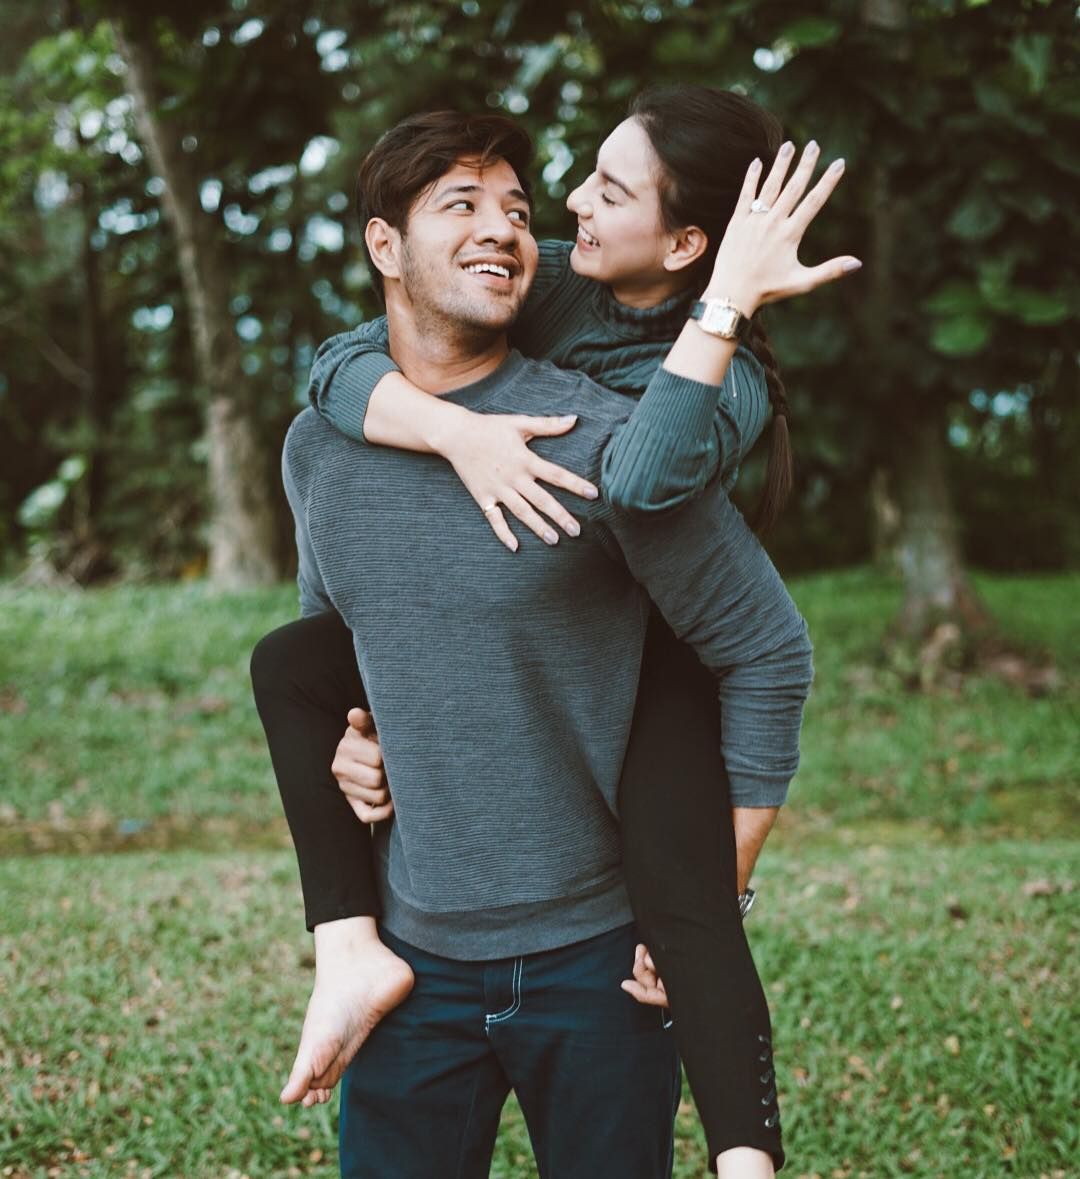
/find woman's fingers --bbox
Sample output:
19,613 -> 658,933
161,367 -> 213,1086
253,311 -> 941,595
755,140 -> 796,209
514,413 -> 579,441
530,456 -> 598,502
791,255 -> 863,295
772,140 -> 821,218
501,489 -> 561,546
786,156 -> 846,238
478,503 -> 520,552
515,480 -> 580,538
733,155 -> 764,217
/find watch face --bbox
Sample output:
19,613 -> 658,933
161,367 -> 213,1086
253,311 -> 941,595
702,302 -> 740,337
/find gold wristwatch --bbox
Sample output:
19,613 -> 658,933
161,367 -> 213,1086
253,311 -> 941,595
689,297 -> 752,341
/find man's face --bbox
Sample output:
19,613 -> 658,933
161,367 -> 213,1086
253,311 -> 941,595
395,157 -> 538,335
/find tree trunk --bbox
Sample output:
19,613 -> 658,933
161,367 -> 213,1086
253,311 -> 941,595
116,23 -> 282,587
860,0 -> 993,654
892,415 -> 991,639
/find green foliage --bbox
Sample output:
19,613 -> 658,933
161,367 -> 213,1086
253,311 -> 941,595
1,0 -> 1077,576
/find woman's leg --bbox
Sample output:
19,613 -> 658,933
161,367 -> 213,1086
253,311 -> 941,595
619,611 -> 784,1173
250,610 -> 378,928
250,611 -> 413,1104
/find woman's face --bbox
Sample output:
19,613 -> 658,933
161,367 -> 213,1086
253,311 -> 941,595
566,117 -> 686,307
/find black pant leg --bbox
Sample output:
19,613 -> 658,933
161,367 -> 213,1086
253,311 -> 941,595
250,611 -> 381,930
619,610 -> 784,1171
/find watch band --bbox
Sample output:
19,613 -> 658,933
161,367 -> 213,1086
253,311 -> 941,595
738,888 -> 756,919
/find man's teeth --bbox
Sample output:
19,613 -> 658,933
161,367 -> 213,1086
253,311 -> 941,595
579,227 -> 598,247
464,263 -> 511,278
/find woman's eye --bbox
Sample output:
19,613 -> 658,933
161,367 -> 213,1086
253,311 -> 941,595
448,201 -> 473,211
601,192 -> 616,207
510,210 -> 530,225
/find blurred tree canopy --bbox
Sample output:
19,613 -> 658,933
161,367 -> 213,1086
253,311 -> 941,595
1,0 -> 1076,630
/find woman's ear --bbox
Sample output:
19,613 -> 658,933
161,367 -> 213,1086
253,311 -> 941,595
663,224 -> 708,274
365,217 -> 402,283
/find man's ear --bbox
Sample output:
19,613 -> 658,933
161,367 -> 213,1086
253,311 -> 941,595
663,224 -> 708,274
365,217 -> 402,283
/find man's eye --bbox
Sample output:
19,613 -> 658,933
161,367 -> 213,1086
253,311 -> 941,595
510,209 -> 530,225
448,200 -> 473,211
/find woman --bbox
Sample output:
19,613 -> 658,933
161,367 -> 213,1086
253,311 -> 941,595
252,85 -> 857,1177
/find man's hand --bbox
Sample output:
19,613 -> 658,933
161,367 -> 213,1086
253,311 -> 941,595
332,708 -> 393,822
732,806 -> 780,895
620,943 -> 668,1008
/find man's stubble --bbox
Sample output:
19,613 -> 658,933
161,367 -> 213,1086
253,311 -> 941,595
398,233 -> 527,353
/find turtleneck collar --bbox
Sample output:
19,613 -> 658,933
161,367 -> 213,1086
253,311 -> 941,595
591,282 -> 695,343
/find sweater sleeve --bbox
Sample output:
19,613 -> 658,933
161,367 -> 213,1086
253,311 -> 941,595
308,318 -> 396,444
601,346 -> 769,511
602,483 -> 813,807
282,420 -> 335,618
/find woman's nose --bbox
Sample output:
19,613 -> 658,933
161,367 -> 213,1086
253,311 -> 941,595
567,186 -> 590,216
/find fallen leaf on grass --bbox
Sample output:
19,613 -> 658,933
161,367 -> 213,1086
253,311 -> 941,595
1021,879 -> 1058,897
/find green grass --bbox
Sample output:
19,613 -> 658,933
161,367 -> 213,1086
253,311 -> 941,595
0,569 -> 1078,1176
1,842 -> 1075,1177
1,571 -> 1077,838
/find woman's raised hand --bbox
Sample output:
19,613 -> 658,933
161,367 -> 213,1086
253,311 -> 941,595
706,140 -> 861,315
441,411 -> 599,552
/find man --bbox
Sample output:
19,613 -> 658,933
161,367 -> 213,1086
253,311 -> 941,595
280,110 -> 812,1178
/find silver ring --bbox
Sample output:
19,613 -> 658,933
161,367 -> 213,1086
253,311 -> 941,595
749,199 -> 771,214
481,503 -> 499,515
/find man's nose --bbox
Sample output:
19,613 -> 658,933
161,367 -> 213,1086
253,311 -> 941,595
473,209 -> 518,246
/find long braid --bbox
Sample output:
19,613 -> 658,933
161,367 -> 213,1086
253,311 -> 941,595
744,314 -> 793,533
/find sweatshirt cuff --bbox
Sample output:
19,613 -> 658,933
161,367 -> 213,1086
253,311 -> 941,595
326,352 -> 401,443
727,774 -> 792,809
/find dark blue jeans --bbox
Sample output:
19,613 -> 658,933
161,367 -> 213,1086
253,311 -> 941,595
339,923 -> 681,1178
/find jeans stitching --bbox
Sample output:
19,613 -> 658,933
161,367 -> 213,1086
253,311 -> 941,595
484,957 -> 522,1026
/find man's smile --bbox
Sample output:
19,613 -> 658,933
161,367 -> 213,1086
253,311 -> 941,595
459,254 -> 521,289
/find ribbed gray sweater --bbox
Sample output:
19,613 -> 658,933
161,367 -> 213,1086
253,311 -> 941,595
284,352 -> 812,961
309,240 -> 771,510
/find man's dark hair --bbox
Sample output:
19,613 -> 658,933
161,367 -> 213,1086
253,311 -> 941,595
356,110 -> 534,303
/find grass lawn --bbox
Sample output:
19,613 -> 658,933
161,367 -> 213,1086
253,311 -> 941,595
1,568 -> 1078,1176
1,842 -> 1075,1178
1,570 -> 1076,840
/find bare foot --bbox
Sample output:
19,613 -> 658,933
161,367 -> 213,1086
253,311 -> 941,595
280,924 -> 414,1107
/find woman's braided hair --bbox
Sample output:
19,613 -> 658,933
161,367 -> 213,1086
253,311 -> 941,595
630,85 -> 793,532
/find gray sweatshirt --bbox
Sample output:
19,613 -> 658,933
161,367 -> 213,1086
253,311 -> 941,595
283,351 -> 812,961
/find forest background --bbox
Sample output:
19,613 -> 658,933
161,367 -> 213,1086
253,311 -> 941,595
1,2 -> 1077,1177
2,0 -> 1077,613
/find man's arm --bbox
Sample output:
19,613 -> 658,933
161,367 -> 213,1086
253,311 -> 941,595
733,806 -> 779,894
604,485 -> 813,813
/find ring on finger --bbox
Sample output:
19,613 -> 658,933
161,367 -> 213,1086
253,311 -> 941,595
481,502 -> 499,515
749,199 -> 770,214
